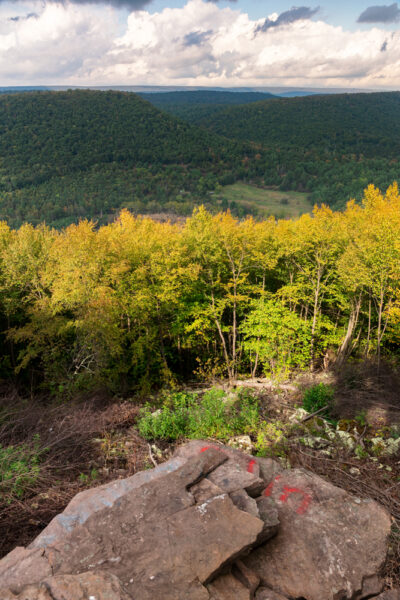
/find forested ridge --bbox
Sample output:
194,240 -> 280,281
2,90 -> 400,227
1,184 -> 399,394
167,91 -> 400,209
0,90 -> 257,227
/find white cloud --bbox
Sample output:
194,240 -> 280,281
0,0 -> 399,87
0,3 -> 117,83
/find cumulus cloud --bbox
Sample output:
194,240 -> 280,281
0,0 -> 399,88
0,3 -> 117,82
357,3 -> 400,23
255,6 -> 319,33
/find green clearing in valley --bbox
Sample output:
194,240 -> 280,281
217,182 -> 312,219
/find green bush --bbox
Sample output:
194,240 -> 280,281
254,421 -> 288,458
137,387 -> 260,441
302,383 -> 334,413
0,435 -> 44,502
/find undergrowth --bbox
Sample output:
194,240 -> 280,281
302,383 -> 334,413
0,434 -> 45,503
138,387 -> 260,441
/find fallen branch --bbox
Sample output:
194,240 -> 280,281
299,405 -> 329,422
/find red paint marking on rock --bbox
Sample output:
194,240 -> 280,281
264,475 -> 281,497
279,485 -> 312,515
247,459 -> 256,474
296,493 -> 312,515
200,446 -> 211,453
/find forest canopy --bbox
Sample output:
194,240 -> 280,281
1,183 -> 399,394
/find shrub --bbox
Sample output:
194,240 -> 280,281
137,387 -> 260,441
302,383 -> 334,414
254,421 -> 288,458
138,391 -> 195,441
0,435 -> 44,502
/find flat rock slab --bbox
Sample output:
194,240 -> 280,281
1,448 -> 265,600
243,468 -> 391,600
0,547 -> 52,593
174,440 -> 263,480
30,455 -> 189,549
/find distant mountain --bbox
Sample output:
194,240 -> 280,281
137,90 -> 277,121
2,88 -> 399,227
277,91 -> 319,97
138,90 -> 276,105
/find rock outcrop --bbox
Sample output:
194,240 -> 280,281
0,440 -> 395,600
243,467 -> 391,600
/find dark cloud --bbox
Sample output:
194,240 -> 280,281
255,5 -> 319,33
183,30 -> 213,46
357,3 -> 400,23
9,12 -> 38,21
381,39 -> 388,50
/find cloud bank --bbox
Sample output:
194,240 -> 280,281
357,3 -> 400,23
0,0 -> 399,88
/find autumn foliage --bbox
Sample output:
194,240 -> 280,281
1,183 -> 400,393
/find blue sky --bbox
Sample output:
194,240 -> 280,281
0,0 -> 399,87
147,0 -> 387,29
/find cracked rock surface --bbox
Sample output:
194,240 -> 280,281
0,440 -> 395,600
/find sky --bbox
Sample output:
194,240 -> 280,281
0,0 -> 400,88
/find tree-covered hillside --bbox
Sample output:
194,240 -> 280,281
197,92 -> 400,156
0,90 -> 255,227
2,89 -> 400,225
173,92 -> 400,209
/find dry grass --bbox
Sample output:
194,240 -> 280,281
0,390 -> 148,557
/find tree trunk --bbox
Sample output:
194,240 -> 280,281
336,294 -> 362,365
251,274 -> 265,378
310,269 -> 322,371
376,287 -> 384,372
211,290 -> 233,381
365,293 -> 372,359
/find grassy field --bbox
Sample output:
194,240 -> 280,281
217,182 -> 312,219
